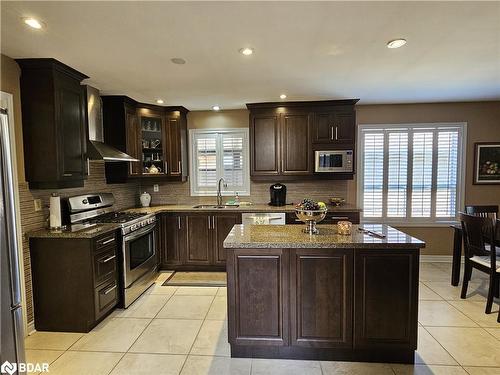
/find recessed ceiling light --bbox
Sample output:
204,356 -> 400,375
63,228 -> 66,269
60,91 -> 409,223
387,39 -> 407,49
171,57 -> 186,65
22,17 -> 44,29
239,47 -> 254,56
156,99 -> 164,104
280,94 -> 287,100
212,105 -> 221,111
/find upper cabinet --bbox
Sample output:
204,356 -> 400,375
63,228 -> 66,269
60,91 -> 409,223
102,96 -> 188,183
17,58 -> 88,189
247,100 -> 358,181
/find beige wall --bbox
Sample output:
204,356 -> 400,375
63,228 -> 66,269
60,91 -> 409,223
188,109 -> 249,129
0,54 -> 25,182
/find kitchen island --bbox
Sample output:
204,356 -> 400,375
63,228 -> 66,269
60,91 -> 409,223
223,224 -> 425,364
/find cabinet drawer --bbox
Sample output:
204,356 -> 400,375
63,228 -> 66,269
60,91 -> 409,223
93,247 -> 117,286
94,278 -> 118,320
95,233 -> 117,251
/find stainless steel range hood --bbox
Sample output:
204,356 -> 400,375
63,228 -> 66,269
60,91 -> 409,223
86,85 -> 138,162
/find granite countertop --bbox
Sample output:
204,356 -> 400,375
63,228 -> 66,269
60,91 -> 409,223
127,203 -> 361,214
27,223 -> 120,239
223,224 -> 425,249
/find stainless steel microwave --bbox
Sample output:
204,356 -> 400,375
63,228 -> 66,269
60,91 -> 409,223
315,150 -> 353,173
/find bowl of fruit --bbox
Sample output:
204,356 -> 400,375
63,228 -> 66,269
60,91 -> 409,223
295,199 -> 328,234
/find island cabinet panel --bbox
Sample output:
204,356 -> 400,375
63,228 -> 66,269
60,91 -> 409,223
227,249 -> 289,346
354,250 -> 419,352
290,249 -> 353,348
250,114 -> 280,176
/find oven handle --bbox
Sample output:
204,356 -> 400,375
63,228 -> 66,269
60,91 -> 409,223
123,223 -> 156,242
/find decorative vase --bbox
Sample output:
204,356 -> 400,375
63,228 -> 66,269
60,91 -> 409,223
140,192 -> 151,207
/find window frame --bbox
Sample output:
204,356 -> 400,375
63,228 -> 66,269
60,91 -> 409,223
357,122 -> 467,226
189,128 -> 250,197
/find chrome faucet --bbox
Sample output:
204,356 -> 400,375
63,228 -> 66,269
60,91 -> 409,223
217,177 -> 226,206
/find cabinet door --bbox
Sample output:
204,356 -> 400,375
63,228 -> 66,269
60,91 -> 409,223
213,214 -> 242,265
354,250 -> 419,351
250,114 -> 280,176
184,214 -> 212,265
125,107 -> 141,176
138,108 -> 166,176
312,112 -> 335,144
161,215 -> 183,267
57,80 -> 86,181
281,113 -> 312,175
290,249 -> 353,348
227,248 -> 289,346
166,116 -> 182,176
334,111 -> 355,144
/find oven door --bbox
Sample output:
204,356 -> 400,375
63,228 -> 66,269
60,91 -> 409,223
122,223 -> 157,288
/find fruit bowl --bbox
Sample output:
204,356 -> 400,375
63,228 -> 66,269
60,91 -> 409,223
295,208 -> 328,234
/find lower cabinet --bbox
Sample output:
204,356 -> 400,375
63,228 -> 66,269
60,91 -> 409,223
227,247 -> 419,362
160,212 -> 241,270
29,231 -> 119,333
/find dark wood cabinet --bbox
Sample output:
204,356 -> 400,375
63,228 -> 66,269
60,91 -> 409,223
160,212 -> 241,270
102,96 -> 188,183
281,113 -> 312,175
290,249 -> 353,349
185,214 -> 212,265
354,250 -> 419,352
213,213 -> 242,265
29,231 -> 118,332
247,100 -> 358,181
227,248 -> 289,346
250,114 -> 280,176
17,58 -> 88,189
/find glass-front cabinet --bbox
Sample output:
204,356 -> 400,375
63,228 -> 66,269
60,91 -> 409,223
138,109 -> 167,176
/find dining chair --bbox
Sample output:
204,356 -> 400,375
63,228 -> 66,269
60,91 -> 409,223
465,205 -> 498,219
460,213 -> 500,323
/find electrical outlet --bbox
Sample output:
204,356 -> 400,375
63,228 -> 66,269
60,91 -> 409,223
153,184 -> 159,192
34,199 -> 42,212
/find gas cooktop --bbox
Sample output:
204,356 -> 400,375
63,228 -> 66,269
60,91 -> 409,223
88,211 -> 148,224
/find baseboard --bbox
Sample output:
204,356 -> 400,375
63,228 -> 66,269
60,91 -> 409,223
420,255 -> 462,263
26,321 -> 35,336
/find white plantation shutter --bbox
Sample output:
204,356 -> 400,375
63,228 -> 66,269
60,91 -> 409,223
190,129 -> 249,196
362,133 -> 384,217
411,132 -> 434,217
359,124 -> 464,224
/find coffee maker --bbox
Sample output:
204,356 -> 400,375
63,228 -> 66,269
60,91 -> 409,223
269,183 -> 287,206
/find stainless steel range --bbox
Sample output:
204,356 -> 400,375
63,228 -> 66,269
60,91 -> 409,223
64,193 -> 158,307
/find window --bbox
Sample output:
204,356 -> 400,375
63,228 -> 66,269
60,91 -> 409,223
190,128 -> 250,196
358,123 -> 466,224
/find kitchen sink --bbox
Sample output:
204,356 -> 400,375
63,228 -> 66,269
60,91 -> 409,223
192,204 -> 239,209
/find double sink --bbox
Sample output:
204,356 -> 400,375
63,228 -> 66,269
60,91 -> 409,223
192,204 -> 240,209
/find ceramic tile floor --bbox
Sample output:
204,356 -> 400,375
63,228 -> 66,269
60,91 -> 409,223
24,263 -> 500,375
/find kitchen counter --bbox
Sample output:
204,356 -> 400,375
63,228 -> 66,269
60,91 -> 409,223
223,223 -> 425,249
127,203 -> 361,214
26,223 -> 120,239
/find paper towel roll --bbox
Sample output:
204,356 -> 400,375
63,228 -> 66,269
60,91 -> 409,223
49,195 -> 62,229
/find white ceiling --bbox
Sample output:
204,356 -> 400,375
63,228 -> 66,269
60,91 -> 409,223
2,1 -> 500,110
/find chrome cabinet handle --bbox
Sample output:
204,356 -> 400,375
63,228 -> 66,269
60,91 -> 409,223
335,126 -> 338,140
100,255 -> 116,263
212,216 -> 215,229
177,216 -> 181,229
208,216 -> 211,229
63,173 -> 72,177
330,216 -> 349,220
103,285 -> 117,295
101,238 -> 115,245
164,161 -> 168,174
178,161 -> 181,173
330,126 -> 334,140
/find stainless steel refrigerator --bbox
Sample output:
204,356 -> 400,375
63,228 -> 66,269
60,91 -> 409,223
1,107 -> 25,373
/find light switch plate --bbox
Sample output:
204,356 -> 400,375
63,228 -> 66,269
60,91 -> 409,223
153,184 -> 159,192
34,199 -> 42,212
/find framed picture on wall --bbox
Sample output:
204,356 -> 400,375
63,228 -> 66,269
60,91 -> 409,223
474,142 -> 500,184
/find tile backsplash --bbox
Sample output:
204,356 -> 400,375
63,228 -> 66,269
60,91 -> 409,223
140,179 -> 350,206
